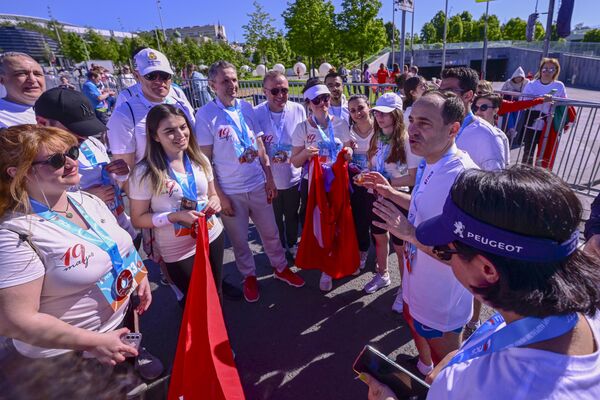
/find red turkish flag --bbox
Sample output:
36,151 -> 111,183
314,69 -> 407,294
168,216 -> 245,400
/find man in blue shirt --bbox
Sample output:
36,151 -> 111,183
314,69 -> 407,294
82,70 -> 113,124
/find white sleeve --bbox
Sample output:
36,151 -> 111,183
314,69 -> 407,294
106,106 -> 136,155
334,119 -> 351,143
194,108 -> 215,146
243,103 -> 263,138
404,136 -> 422,169
0,228 -> 45,289
127,166 -> 153,200
478,134 -> 506,171
292,121 -> 307,147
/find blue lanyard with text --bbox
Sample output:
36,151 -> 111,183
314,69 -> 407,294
79,141 -> 123,212
29,196 -> 124,276
313,115 -> 338,160
216,99 -> 254,156
167,154 -> 197,205
446,312 -> 579,368
456,112 -> 475,141
268,104 -> 287,147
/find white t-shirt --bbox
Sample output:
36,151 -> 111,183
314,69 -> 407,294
128,161 -> 223,263
0,98 -> 36,128
195,99 -> 266,195
348,125 -> 374,170
253,101 -> 306,190
77,137 -> 136,239
492,125 -> 510,166
428,313 -> 600,400
522,79 -> 568,130
367,135 -> 421,179
456,116 -> 507,171
115,83 -> 189,109
106,91 -> 195,163
292,116 -> 351,166
403,145 -> 478,331
0,192 -> 135,358
328,104 -> 350,124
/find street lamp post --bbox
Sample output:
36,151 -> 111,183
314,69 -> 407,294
156,0 -> 167,42
441,0 -> 449,74
543,0 -> 556,57
391,0 -> 396,68
481,0 -> 490,80
400,9 -> 407,70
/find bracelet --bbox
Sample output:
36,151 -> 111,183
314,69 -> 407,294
111,172 -> 130,182
152,212 -> 173,228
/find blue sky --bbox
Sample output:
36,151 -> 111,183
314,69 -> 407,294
1,0 -> 598,42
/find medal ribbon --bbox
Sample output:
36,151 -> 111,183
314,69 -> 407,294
375,133 -> 391,177
79,141 -> 124,213
215,98 -> 255,158
312,115 -> 338,161
167,154 -> 199,210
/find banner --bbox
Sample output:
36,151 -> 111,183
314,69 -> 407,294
168,216 -> 245,400
397,0 -> 414,13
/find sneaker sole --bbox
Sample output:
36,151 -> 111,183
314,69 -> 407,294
364,281 -> 391,294
273,273 -> 305,288
244,294 -> 260,303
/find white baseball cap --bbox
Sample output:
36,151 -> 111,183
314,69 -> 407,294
134,48 -> 174,76
371,93 -> 403,113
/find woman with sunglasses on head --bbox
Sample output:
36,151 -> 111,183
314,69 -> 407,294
291,81 -> 353,292
369,165 -> 600,399
129,105 -> 224,304
355,93 -> 420,308
0,125 -> 152,396
520,57 -> 567,165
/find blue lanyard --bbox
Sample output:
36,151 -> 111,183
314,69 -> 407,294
446,313 -> 579,368
216,99 -> 254,155
30,196 -> 124,276
313,115 -> 338,160
375,135 -> 391,176
456,112 -> 475,141
79,141 -> 123,211
268,104 -> 287,147
167,154 -> 197,203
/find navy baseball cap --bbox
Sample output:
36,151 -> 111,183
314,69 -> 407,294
416,194 -> 579,262
34,87 -> 106,137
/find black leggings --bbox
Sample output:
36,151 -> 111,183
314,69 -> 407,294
350,181 -> 374,253
272,183 -> 301,248
521,110 -> 543,165
166,232 -> 225,302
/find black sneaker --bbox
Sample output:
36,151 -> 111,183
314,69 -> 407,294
135,347 -> 164,381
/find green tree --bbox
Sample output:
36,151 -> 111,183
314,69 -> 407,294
337,0 -> 387,69
431,11 -> 446,41
502,17 -> 527,40
448,15 -> 464,43
478,14 -> 502,41
283,0 -> 336,76
61,32 -> 89,62
420,22 -> 438,43
534,22 -> 546,40
384,21 -> 400,44
243,1 -> 277,64
583,28 -> 600,42
84,30 -> 118,61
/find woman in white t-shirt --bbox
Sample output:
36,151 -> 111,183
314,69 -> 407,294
355,93 -> 420,305
347,94 -> 375,273
291,83 -> 353,292
0,125 -> 152,395
520,57 -> 567,165
129,104 -> 224,303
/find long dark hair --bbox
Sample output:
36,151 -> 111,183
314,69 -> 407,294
403,76 -> 425,109
451,165 -> 600,317
138,104 -> 211,196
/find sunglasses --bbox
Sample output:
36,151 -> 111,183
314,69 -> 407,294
31,146 -> 79,169
541,67 -> 556,73
432,244 -> 460,261
144,71 -> 172,81
266,87 -> 289,96
472,104 -> 495,112
310,94 -> 330,105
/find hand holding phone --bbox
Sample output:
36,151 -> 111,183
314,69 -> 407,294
121,332 -> 142,356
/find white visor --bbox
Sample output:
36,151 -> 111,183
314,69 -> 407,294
303,84 -> 330,101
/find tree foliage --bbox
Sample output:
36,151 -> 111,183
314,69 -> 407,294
583,28 -> 600,42
242,1 -> 278,64
384,21 -> 400,44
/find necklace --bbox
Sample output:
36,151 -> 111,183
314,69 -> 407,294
53,201 -> 73,219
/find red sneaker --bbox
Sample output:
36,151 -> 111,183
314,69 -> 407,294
274,267 -> 305,288
243,276 -> 260,302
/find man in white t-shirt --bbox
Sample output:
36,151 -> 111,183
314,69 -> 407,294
440,67 -> 507,171
324,71 -> 349,123
370,91 -> 478,374
195,61 -> 305,303
107,48 -> 195,170
0,52 -> 46,128
253,70 -> 306,257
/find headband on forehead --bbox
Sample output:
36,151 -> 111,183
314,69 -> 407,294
416,195 -> 580,262
303,84 -> 330,101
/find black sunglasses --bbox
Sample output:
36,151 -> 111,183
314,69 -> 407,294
310,94 -> 330,105
266,87 -> 289,96
472,104 -> 495,112
31,146 -> 79,169
144,71 -> 172,81
432,245 -> 460,261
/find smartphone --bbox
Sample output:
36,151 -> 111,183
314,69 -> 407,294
353,345 -> 430,400
121,332 -> 142,355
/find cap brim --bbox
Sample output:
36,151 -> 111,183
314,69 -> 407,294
137,65 -> 174,76
66,117 -> 107,137
415,214 -> 456,247
371,105 -> 396,113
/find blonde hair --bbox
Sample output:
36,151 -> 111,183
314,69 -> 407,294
536,57 -> 561,81
477,80 -> 494,94
367,108 -> 408,167
0,125 -> 78,217
138,104 -> 212,196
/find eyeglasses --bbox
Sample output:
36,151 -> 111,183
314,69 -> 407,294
143,71 -> 172,81
440,88 -> 465,95
310,94 -> 330,105
541,67 -> 556,73
432,245 -> 460,261
31,146 -> 79,169
266,87 -> 289,96
472,104 -> 495,112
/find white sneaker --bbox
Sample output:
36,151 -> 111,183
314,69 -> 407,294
392,289 -> 404,313
288,245 -> 298,257
319,272 -> 333,292
364,273 -> 391,294
359,251 -> 368,270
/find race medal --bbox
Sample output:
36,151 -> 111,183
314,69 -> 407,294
113,269 -> 133,300
180,197 -> 198,211
97,249 -> 147,311
271,143 -> 292,164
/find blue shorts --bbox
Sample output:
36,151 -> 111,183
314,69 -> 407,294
413,319 -> 463,339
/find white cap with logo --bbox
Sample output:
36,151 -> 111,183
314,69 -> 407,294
371,93 -> 403,113
134,48 -> 174,76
